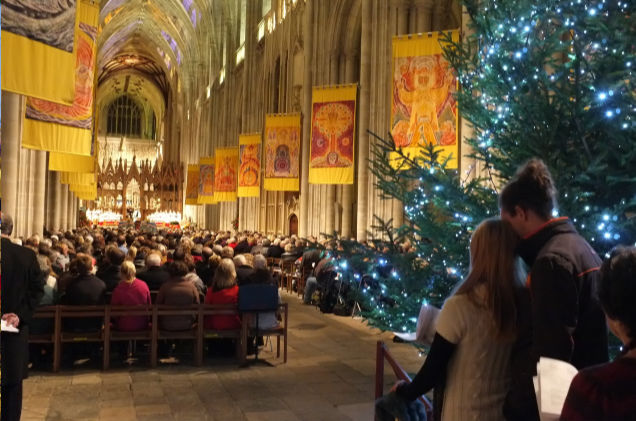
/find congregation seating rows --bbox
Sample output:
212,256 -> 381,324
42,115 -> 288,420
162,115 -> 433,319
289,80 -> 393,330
29,302 -> 288,372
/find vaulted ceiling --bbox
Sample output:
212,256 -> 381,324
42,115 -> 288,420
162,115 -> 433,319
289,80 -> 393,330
96,0 -> 231,136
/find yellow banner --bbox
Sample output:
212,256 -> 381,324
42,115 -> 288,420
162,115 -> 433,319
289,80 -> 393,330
21,0 -> 99,156
70,183 -> 96,200
1,0 -> 79,104
198,157 -> 216,204
185,164 -> 200,205
391,31 -> 459,169
264,114 -> 301,191
49,151 -> 96,173
214,148 -> 239,202
238,133 -> 261,197
60,172 -> 96,186
309,84 -> 357,184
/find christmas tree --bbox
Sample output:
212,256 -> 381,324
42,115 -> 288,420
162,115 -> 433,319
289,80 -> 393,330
330,0 -> 636,336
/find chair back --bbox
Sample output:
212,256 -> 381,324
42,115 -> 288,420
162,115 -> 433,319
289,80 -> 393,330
238,284 -> 279,312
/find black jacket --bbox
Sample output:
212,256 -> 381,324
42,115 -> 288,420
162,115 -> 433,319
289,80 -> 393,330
504,218 -> 608,421
234,240 -> 251,255
236,265 -> 255,286
518,217 -> 608,368
96,263 -> 122,292
1,238 -> 45,384
138,265 -> 171,291
61,274 -> 107,332
267,245 -> 283,258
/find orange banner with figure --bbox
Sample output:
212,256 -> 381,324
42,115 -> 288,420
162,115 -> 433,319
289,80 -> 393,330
185,164 -> 200,205
198,157 -> 216,204
21,0 -> 99,156
309,84 -> 357,184
391,31 -> 459,169
214,148 -> 239,202
264,114 -> 300,191
238,133 -> 262,197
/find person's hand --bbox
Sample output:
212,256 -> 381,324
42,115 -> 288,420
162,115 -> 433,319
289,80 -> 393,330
390,380 -> 407,393
2,313 -> 20,328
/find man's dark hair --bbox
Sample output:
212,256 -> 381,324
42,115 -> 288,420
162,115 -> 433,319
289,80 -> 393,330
1,213 -> 14,236
499,158 -> 557,220
117,235 -> 126,246
600,246 -> 636,341
106,245 -> 126,266
70,253 -> 93,276
173,247 -> 186,262
168,260 -> 189,277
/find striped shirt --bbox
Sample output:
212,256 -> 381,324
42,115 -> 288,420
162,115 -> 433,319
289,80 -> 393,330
561,357 -> 636,421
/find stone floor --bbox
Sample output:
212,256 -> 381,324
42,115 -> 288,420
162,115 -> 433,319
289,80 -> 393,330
22,292 -> 426,421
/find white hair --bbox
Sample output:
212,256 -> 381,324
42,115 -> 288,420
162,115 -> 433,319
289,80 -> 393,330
253,254 -> 267,270
146,253 -> 162,267
233,254 -> 246,267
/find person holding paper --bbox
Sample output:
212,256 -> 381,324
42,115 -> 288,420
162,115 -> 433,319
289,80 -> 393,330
387,218 -> 529,421
561,246 -> 636,421
500,159 -> 609,420
1,214 -> 45,421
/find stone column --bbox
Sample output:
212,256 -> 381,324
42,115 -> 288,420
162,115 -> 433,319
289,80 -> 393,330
325,52 -> 339,236
32,150 -> 47,237
340,54 -> 357,238
67,192 -> 75,230
415,0 -> 434,33
49,172 -> 62,232
1,92 -> 22,224
356,0 -> 372,241
299,0 -> 314,238
60,184 -> 69,232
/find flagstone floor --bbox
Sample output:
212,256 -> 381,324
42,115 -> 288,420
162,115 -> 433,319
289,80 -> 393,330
22,292 -> 425,421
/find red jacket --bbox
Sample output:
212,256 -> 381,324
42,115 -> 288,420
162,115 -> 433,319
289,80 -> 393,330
204,285 -> 240,330
110,279 -> 151,331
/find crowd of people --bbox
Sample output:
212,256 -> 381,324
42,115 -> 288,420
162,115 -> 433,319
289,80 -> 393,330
2,159 -> 635,421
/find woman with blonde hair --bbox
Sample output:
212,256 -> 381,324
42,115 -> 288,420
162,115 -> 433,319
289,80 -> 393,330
110,261 -> 151,331
204,259 -> 240,330
384,218 -> 530,421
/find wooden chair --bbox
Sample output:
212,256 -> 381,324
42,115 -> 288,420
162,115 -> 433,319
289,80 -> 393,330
280,260 -> 295,292
58,305 -> 106,370
103,305 -> 154,369
29,306 -> 61,372
239,284 -> 288,365
197,304 -> 245,365
152,304 -> 201,367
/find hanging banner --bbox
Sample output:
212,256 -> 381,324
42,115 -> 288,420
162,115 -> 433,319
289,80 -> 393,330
238,133 -> 262,197
198,157 -> 216,204
1,0 -> 79,104
185,164 -> 200,205
60,171 -> 96,186
21,0 -> 99,156
49,151 -> 95,173
264,114 -> 300,191
391,31 -> 459,169
309,84 -> 357,184
214,147 -> 239,202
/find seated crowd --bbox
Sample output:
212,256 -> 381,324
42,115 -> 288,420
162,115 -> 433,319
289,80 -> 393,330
23,229 -> 303,364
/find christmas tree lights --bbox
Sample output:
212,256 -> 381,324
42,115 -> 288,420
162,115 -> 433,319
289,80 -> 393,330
330,0 -> 635,336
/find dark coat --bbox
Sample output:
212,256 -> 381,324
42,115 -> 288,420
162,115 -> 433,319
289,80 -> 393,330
236,265 -> 255,286
156,277 -> 200,330
96,263 -> 122,292
518,217 -> 608,368
246,268 -> 275,286
60,274 -> 107,332
137,265 -> 171,291
504,218 -> 608,421
1,238 -> 45,384
234,240 -> 251,255
195,261 -> 213,286
267,245 -> 283,258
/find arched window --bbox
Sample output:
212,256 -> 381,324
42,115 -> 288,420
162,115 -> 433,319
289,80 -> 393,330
106,95 -> 142,137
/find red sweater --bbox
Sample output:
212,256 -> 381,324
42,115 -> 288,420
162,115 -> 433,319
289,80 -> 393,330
110,279 -> 151,331
204,285 -> 240,330
561,356 -> 636,421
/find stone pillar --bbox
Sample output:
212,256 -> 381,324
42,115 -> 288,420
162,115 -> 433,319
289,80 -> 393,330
341,54 -> 357,239
415,0 -> 434,33
325,52 -> 339,236
1,92 -> 22,224
60,184 -> 69,232
299,0 -> 314,238
49,172 -> 62,232
32,150 -> 47,237
67,192 -> 75,230
356,0 -> 372,241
